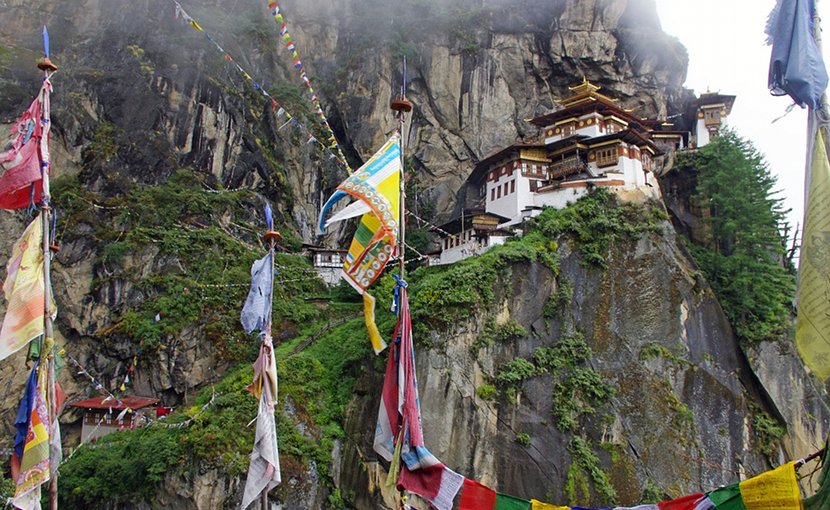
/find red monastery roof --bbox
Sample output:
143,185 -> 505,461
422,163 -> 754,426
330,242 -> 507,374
69,395 -> 160,411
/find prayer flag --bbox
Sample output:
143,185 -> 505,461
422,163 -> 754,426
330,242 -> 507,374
240,337 -> 281,509
659,494 -> 705,510
459,478 -> 496,509
496,493 -> 531,509
738,462 -> 801,510
767,0 -> 828,108
804,441 -> 829,510
0,78 -> 52,209
318,134 -> 401,353
11,362 -> 50,510
796,125 -> 830,382
530,500 -> 570,510
240,252 -> 274,336
706,483 -> 746,510
398,464 -> 463,510
0,214 -> 53,361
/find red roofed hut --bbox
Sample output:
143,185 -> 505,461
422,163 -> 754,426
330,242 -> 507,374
70,395 -> 161,442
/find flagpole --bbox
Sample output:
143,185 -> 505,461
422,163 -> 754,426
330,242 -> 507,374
262,219 -> 280,510
391,57 -> 412,279
36,27 -> 60,510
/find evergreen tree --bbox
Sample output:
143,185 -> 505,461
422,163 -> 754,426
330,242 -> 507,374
676,129 -> 795,343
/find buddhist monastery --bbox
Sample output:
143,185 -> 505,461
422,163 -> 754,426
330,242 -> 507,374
434,80 -> 734,265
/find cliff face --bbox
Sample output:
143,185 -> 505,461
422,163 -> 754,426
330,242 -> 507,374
0,1 -> 825,509
338,205 -> 829,508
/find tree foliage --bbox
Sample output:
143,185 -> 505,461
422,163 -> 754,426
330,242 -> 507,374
675,130 -> 795,343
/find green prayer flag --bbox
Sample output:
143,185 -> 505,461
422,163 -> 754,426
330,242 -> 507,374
707,483 -> 747,510
495,493 -> 531,510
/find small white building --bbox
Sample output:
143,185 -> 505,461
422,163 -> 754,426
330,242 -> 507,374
305,246 -> 348,286
435,211 -> 512,265
691,92 -> 735,148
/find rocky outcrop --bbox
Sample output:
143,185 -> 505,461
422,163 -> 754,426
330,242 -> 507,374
339,219 -> 829,507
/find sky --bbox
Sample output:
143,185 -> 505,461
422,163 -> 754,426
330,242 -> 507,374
656,0 -> 829,239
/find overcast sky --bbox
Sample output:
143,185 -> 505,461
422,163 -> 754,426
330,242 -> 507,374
656,0 -> 830,239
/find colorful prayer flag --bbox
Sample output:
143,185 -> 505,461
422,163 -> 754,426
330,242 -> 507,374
318,134 -> 401,353
495,493 -> 532,509
0,78 -> 52,210
658,494 -> 705,510
767,0 -> 828,108
11,362 -> 50,510
398,464 -> 463,510
0,214 -> 54,361
706,483 -> 746,510
738,462 -> 801,510
460,478 -> 496,509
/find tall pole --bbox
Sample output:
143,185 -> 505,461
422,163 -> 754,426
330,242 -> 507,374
262,213 -> 280,510
37,27 -> 60,510
391,58 -> 412,279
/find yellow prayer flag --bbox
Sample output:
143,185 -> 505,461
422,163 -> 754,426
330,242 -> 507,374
739,462 -> 803,510
796,127 -> 830,382
189,20 -> 203,31
0,214 -> 51,361
530,500 -> 569,510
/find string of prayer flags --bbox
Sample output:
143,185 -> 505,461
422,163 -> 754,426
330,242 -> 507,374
265,0 -> 350,170
171,1 -> 349,171
318,134 -> 401,353
458,478 -> 532,509
0,76 -> 52,209
0,213 -> 56,361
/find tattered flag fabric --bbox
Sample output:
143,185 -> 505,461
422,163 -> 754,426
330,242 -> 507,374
796,124 -> 830,382
0,78 -> 51,209
318,134 -> 401,353
240,336 -> 281,510
11,362 -> 50,510
397,464 -> 463,510
766,0 -> 828,108
373,285 -> 438,470
0,214 -> 54,361
738,461 -> 801,510
240,252 -> 274,336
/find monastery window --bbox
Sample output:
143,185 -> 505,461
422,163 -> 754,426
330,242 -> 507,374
491,188 -> 496,201
530,180 -> 539,192
510,180 -> 515,194
105,413 -> 112,425
595,147 -> 618,168
704,109 -> 721,127
503,182 -> 509,195
605,121 -> 620,134
497,187 -> 501,199
562,123 -> 575,137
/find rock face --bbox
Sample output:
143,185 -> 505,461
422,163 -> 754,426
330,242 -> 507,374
0,1 -> 825,509
338,219 -> 829,507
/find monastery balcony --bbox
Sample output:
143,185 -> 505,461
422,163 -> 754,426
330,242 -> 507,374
548,156 -> 587,179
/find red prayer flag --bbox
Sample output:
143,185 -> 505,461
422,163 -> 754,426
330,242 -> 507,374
658,493 -> 705,510
459,478 -> 497,510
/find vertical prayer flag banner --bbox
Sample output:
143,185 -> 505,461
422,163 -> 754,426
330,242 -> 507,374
738,461 -> 801,510
0,214 -> 53,361
796,126 -> 830,382
11,363 -> 50,510
240,246 -> 280,509
0,78 -> 52,209
318,134 -> 401,353
766,0 -> 828,108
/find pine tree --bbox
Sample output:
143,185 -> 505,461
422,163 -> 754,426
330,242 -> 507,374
676,129 -> 795,343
